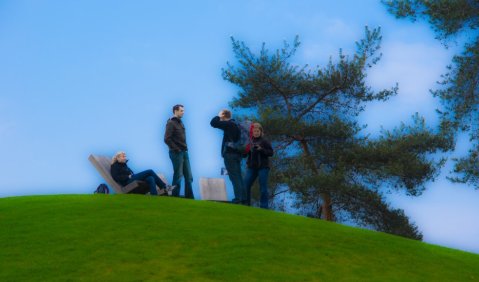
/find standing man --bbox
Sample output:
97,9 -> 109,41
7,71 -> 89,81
164,104 -> 194,199
210,109 -> 246,204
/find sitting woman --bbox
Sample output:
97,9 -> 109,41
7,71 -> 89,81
110,151 -> 173,195
244,123 -> 274,209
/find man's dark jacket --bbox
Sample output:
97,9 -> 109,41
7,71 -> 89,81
210,116 -> 240,156
164,117 -> 188,151
111,161 -> 134,186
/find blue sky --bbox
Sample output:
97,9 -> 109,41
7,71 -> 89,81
1,0 -> 478,254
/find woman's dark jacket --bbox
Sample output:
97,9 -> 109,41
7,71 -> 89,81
111,161 -> 134,186
246,137 -> 274,169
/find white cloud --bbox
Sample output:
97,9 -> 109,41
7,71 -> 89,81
322,18 -> 358,39
299,17 -> 360,63
301,42 -> 339,63
359,40 -> 454,132
368,41 -> 452,105
391,182 -> 479,254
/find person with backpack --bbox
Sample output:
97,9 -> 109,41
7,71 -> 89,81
210,109 -> 247,204
244,123 -> 274,209
110,151 -> 174,195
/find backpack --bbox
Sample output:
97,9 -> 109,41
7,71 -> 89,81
94,183 -> 110,194
226,119 -> 254,154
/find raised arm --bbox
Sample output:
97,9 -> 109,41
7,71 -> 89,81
210,116 -> 229,130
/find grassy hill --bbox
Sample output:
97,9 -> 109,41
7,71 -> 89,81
0,195 -> 478,281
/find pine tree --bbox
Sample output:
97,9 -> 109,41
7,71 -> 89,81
383,0 -> 479,188
222,27 -> 452,239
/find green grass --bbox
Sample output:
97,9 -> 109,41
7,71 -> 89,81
0,195 -> 478,281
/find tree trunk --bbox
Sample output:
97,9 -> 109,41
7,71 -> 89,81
321,194 -> 333,221
300,140 -> 334,221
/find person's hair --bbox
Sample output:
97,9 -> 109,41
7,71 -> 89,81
253,122 -> 264,137
172,104 -> 184,113
222,109 -> 232,119
112,151 -> 126,164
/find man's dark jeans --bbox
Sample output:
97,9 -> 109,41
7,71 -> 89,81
224,152 -> 246,204
129,169 -> 166,195
244,168 -> 270,209
169,150 -> 194,199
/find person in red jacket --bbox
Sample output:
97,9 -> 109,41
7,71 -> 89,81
244,123 -> 274,208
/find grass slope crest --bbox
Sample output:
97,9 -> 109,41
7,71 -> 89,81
0,195 -> 478,281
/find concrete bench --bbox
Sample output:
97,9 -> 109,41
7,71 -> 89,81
88,154 -> 168,194
199,177 -> 228,201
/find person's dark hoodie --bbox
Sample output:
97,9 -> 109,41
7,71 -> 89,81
111,161 -> 133,186
210,116 -> 240,156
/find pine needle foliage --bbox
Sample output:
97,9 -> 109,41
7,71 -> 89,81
384,0 -> 479,188
221,27 -> 452,239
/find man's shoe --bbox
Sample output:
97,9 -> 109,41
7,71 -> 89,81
165,185 -> 176,196
231,198 -> 242,204
157,188 -> 167,196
